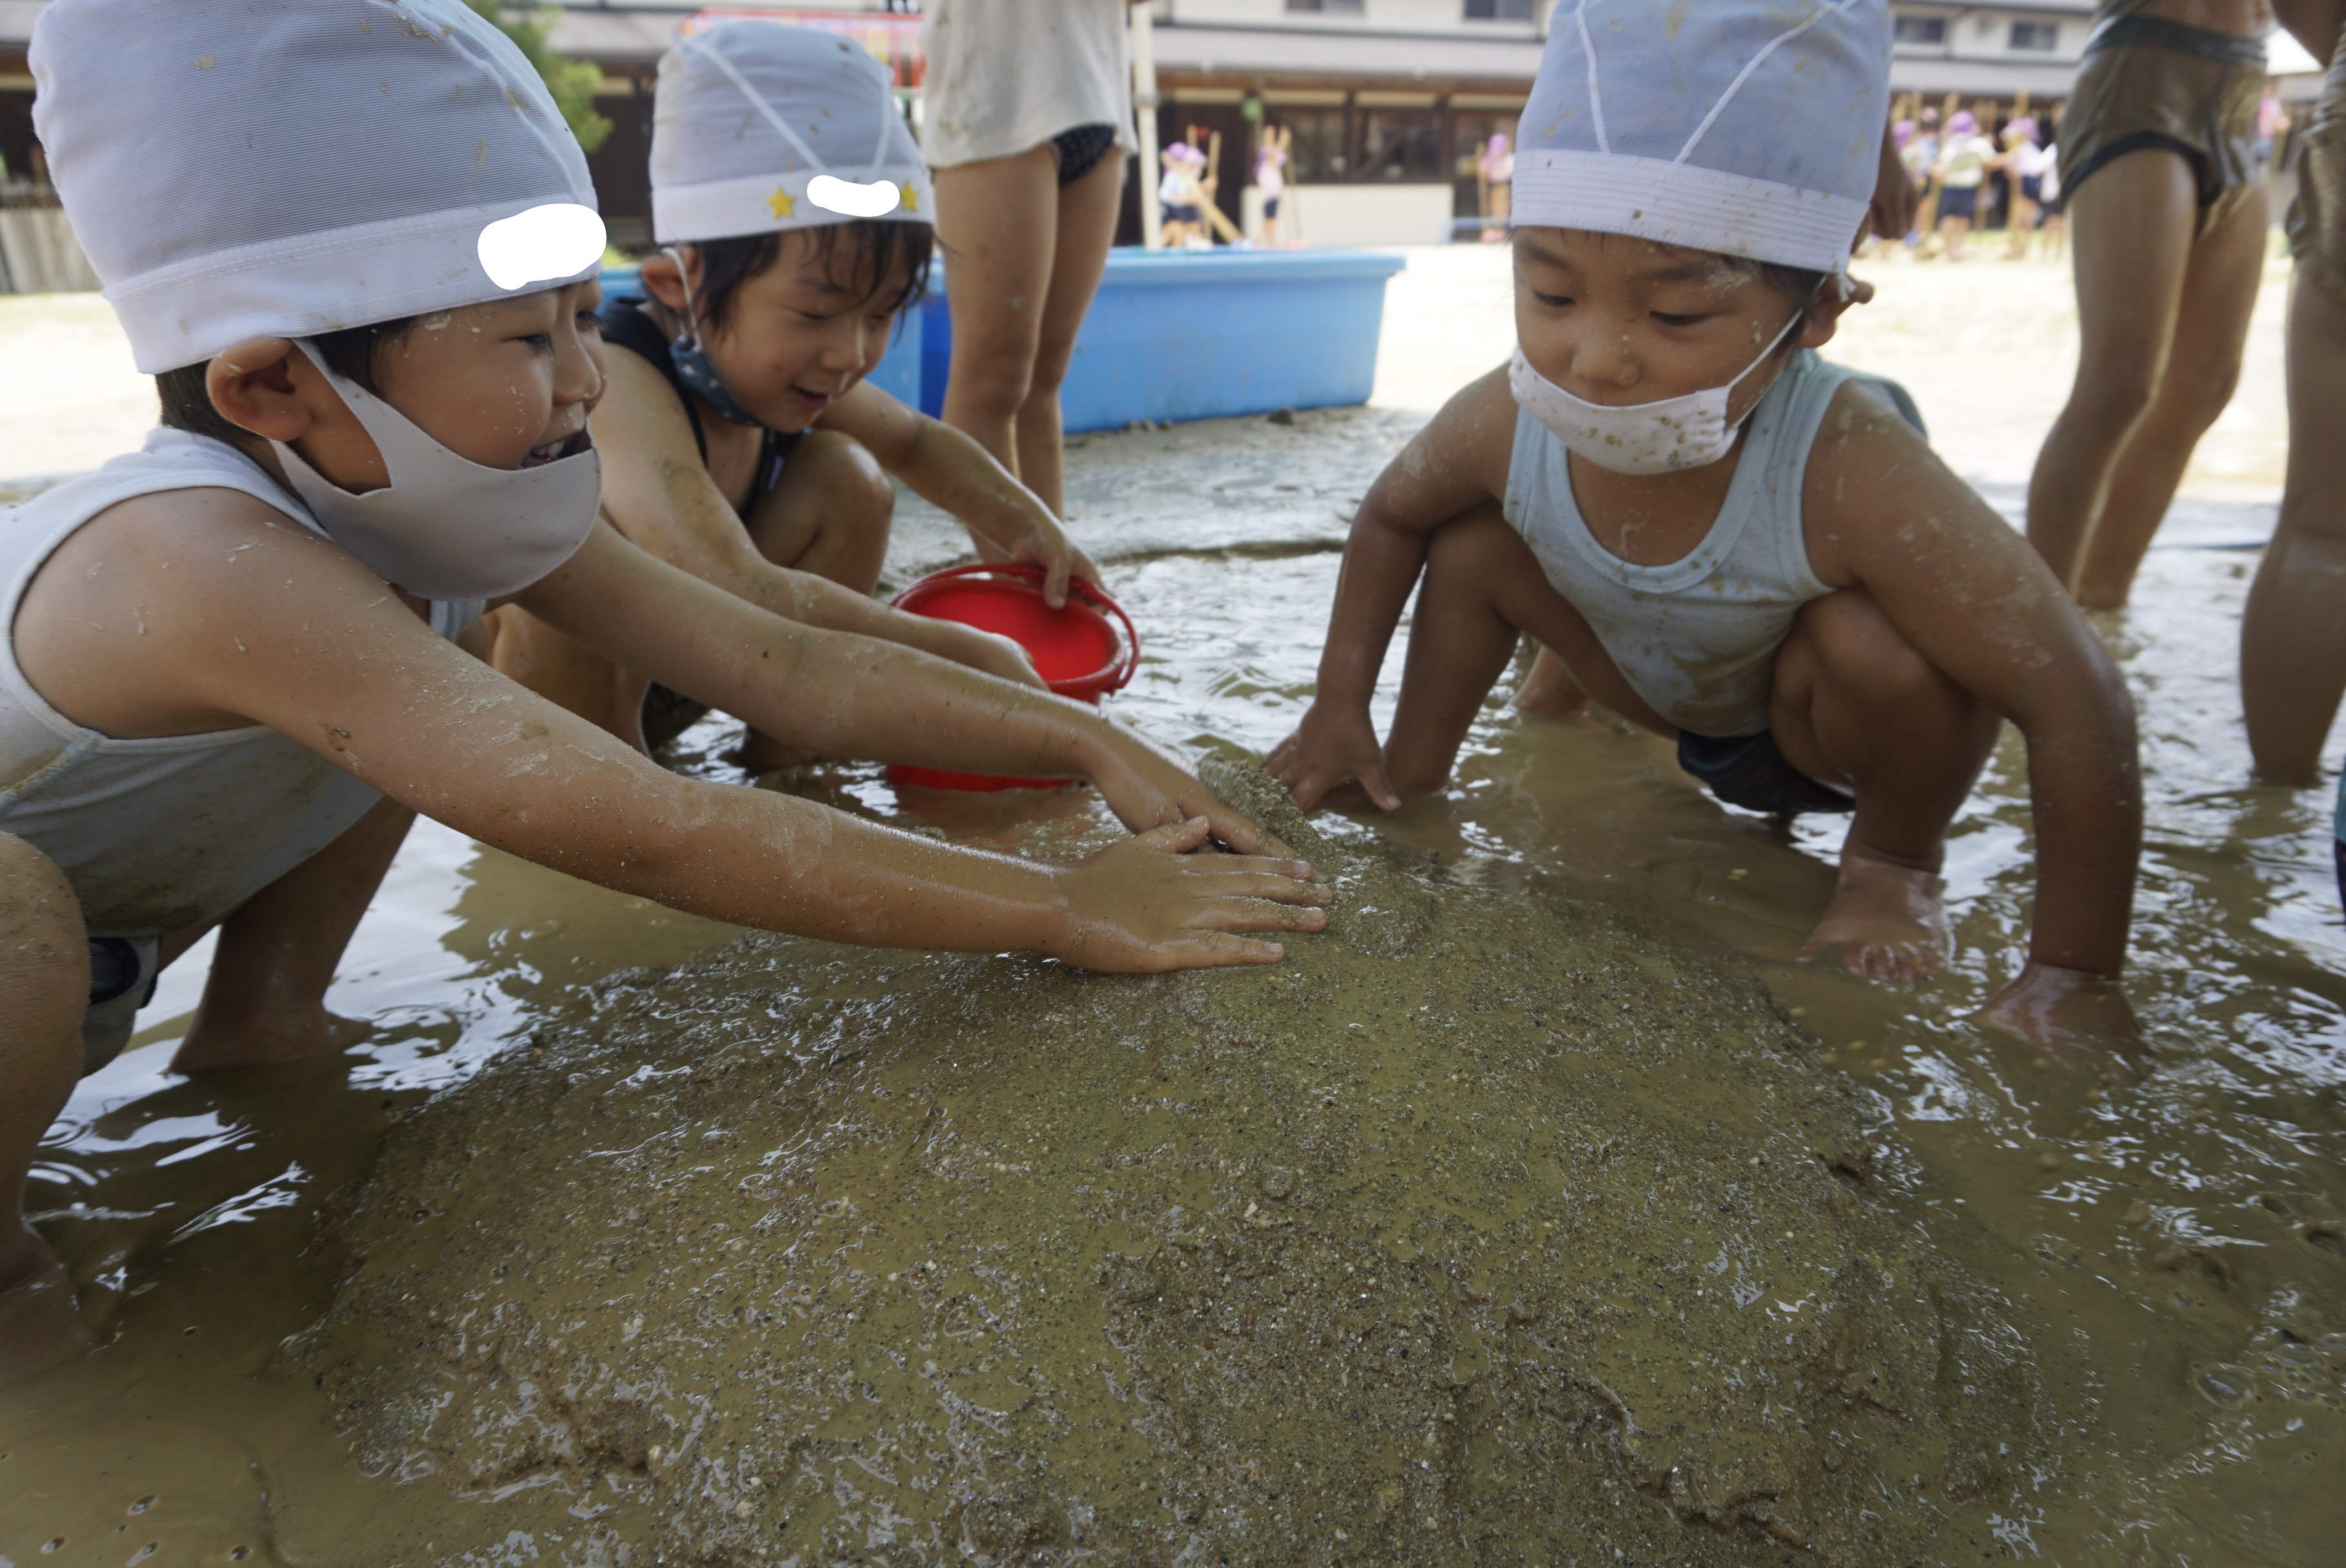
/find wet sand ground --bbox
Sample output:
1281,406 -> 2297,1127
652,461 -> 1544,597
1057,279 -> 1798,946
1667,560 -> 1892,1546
4,249 -> 2344,1564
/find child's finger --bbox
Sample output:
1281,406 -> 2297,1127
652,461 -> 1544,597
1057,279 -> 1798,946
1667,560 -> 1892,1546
1190,896 -> 1329,933
1358,760 -> 1404,813
1184,868 -> 1331,905
1161,931 -> 1287,968
1043,551 -> 1072,609
1135,816 -> 1215,855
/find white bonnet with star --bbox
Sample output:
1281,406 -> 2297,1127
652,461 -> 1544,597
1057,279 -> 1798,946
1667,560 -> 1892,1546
1515,0 -> 1890,274
32,0 -> 604,374
651,20 -> 932,244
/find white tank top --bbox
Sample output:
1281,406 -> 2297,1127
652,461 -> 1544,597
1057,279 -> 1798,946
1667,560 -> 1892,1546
1502,350 -> 1922,737
0,429 -> 482,940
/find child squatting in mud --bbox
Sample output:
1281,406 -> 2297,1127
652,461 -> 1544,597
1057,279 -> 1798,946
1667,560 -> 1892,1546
490,22 -> 1109,765
1270,0 -> 2144,1056
0,0 -> 1327,1378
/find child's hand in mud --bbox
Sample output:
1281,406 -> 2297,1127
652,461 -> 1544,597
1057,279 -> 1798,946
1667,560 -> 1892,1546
1976,962 -> 2146,1066
1084,724 -> 1300,858
1045,817 -> 1331,971
1266,702 -> 1400,812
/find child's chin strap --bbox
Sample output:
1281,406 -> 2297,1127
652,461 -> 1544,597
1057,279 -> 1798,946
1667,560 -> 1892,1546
658,244 -> 763,429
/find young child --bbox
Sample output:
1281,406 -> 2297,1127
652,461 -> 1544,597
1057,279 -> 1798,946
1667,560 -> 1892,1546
1269,0 -> 2142,1056
1158,143 -> 1202,247
0,0 -> 1326,1377
490,23 -> 1102,761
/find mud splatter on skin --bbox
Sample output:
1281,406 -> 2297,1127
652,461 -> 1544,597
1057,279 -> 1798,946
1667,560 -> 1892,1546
293,765 -> 2038,1566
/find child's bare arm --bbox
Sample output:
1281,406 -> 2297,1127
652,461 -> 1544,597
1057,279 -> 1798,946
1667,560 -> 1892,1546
1270,368 -> 1515,808
16,496 -> 1323,971
818,382 -> 1102,606
512,520 -> 1275,849
1807,388 -> 2141,980
591,348 -> 1038,684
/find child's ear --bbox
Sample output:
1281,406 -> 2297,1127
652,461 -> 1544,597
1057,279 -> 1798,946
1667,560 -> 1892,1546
639,246 -> 697,317
1796,274 -> 1869,353
205,338 -> 316,444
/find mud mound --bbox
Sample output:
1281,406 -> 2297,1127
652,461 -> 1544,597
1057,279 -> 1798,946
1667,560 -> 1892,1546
290,768 -> 2039,1565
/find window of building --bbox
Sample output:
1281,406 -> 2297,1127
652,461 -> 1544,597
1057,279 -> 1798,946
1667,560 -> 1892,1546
1361,108 -> 1442,182
1273,107 -> 1349,182
1285,0 -> 1367,14
1891,15 -> 1947,45
2009,20 -> 2059,51
1463,0 -> 1535,19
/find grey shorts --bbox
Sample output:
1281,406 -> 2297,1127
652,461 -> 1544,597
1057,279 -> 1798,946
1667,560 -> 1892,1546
83,934 -> 159,1076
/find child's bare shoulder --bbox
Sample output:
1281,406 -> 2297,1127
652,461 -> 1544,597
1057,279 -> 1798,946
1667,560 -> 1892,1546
20,484 -> 434,729
1368,364 -> 1518,522
1801,378 -> 2029,585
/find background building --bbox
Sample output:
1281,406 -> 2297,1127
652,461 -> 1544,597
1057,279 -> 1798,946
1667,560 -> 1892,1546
0,0 -> 2103,270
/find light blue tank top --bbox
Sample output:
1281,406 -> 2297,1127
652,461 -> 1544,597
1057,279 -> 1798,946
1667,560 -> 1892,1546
1502,349 -> 1924,737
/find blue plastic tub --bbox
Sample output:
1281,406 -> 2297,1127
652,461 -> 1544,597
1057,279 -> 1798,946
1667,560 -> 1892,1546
605,246 -> 1404,431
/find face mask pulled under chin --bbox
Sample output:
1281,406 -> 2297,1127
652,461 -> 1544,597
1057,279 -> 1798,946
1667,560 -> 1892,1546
1507,308 -> 1804,477
269,340 -> 601,602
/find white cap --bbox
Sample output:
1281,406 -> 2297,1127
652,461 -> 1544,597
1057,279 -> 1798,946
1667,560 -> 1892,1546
651,20 -> 933,245
33,0 -> 605,374
1514,0 -> 1890,274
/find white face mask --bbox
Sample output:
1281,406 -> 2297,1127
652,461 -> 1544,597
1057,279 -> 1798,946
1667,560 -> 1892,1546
1508,308 -> 1804,476
270,340 -> 601,601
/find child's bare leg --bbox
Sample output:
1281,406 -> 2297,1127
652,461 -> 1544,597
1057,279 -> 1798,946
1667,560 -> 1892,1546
1381,507 -> 1664,801
2242,276 -> 2346,784
1772,589 -> 2000,981
171,796 -> 413,1073
2025,152 -> 2199,591
2071,183 -> 2268,608
741,429 -> 893,595
0,833 -> 93,1380
1510,643 -> 1591,720
736,430 -> 895,771
487,606 -> 653,752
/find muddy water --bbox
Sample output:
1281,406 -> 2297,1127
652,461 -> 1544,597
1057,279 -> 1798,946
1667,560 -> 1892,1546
3,421 -> 2344,1564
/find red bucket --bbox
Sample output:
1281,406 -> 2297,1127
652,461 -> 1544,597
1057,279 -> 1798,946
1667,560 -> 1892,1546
885,562 -> 1140,792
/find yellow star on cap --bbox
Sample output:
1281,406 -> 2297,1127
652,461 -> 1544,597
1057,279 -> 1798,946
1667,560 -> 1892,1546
899,182 -> 919,212
767,187 -> 796,219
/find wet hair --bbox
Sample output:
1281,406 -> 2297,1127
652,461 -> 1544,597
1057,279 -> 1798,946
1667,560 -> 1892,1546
155,316 -> 418,448
686,218 -> 935,336
1720,256 -> 1833,331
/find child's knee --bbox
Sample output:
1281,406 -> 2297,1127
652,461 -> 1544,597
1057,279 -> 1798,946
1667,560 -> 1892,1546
800,431 -> 896,537
1423,505 -> 1524,587
0,834 -> 89,1050
1800,590 -> 1956,703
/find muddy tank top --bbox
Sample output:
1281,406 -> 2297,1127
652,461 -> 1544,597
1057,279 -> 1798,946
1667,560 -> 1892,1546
1502,349 -> 1923,737
0,429 -> 482,940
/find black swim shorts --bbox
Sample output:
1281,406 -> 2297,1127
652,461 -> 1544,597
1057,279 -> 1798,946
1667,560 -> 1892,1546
1677,729 -> 1854,817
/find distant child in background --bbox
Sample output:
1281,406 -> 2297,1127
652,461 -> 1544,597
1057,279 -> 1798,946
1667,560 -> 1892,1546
1480,132 -> 1515,241
1271,0 -> 2144,1059
1902,105 -> 1943,244
1932,110 -> 1993,259
1996,116 -> 2041,257
491,22 -> 1102,765
1159,142 -> 1203,247
1255,128 -> 1290,246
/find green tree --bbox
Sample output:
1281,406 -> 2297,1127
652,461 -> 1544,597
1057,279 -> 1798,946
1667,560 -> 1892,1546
466,1 -> 615,156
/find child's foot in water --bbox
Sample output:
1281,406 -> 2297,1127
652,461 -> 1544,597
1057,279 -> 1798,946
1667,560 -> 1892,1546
1797,847 -> 1951,983
1509,646 -> 1592,720
171,1005 -> 374,1074
0,1225 -> 90,1385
